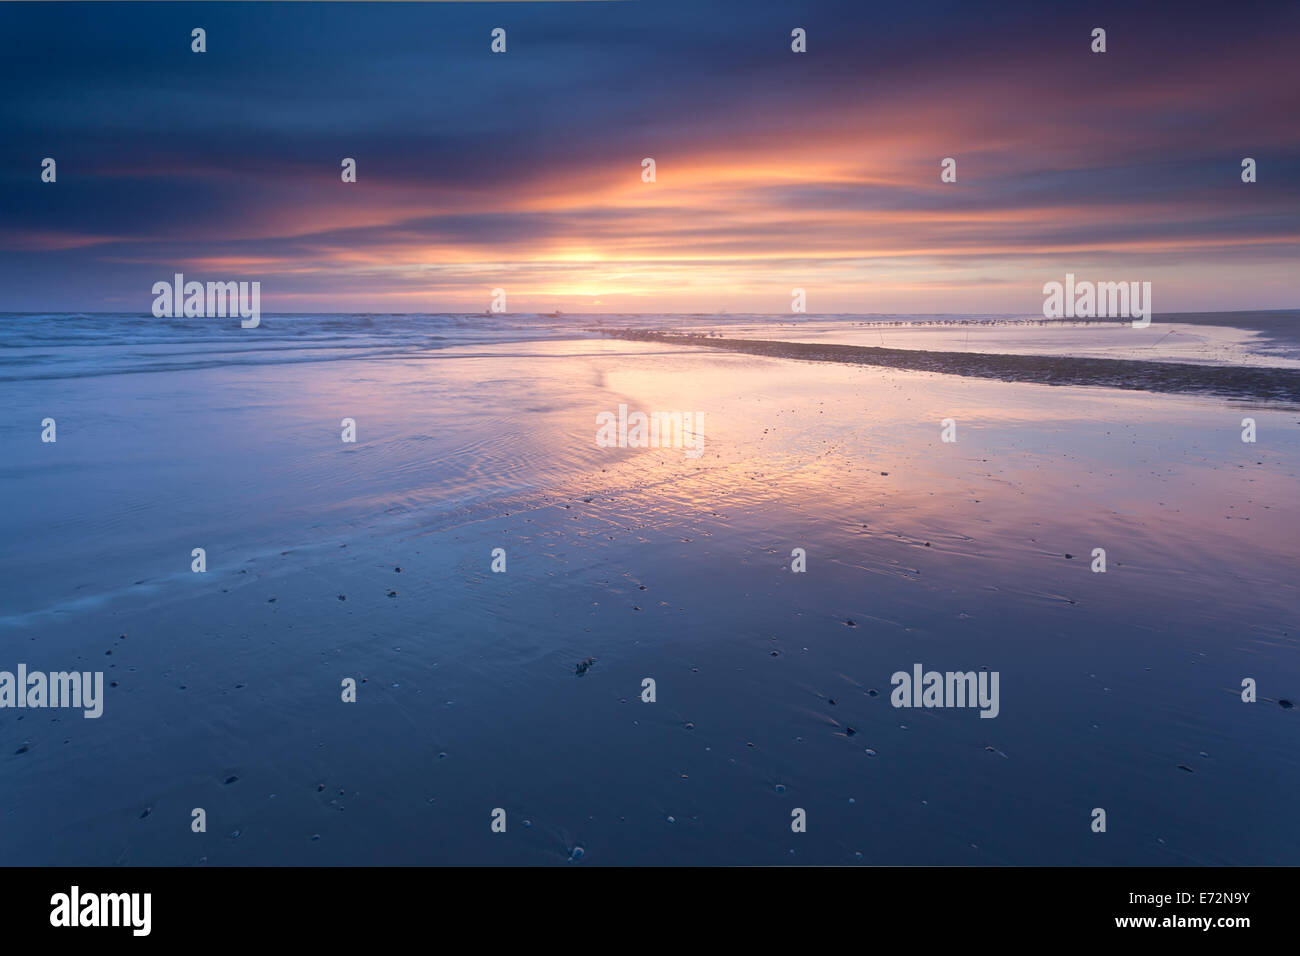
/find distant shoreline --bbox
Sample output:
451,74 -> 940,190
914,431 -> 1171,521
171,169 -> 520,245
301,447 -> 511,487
597,329 -> 1300,405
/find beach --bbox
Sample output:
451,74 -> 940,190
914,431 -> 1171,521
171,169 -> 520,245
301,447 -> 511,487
1,313 -> 1297,865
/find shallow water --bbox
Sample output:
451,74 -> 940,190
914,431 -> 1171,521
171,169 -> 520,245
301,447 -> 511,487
592,310 -> 1300,367
1,315 -> 1296,864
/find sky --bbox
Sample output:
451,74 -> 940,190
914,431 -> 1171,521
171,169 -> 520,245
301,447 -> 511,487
0,0 -> 1297,315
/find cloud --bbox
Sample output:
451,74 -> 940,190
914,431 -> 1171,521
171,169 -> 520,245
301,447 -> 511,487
0,0 -> 1296,311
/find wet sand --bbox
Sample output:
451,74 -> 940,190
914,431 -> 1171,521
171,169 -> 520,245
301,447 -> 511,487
2,332 -> 1297,865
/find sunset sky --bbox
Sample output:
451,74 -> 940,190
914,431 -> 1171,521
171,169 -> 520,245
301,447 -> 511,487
1,0 -> 1297,314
